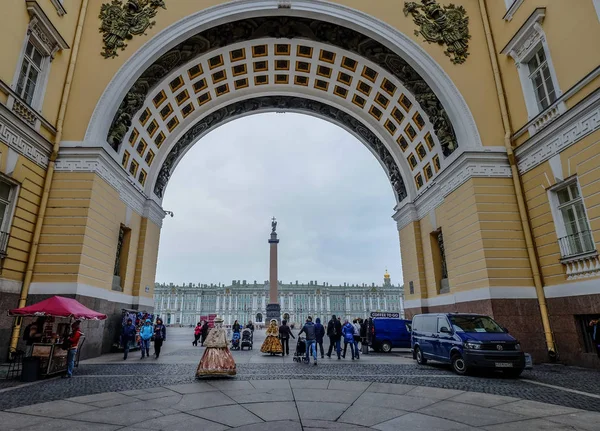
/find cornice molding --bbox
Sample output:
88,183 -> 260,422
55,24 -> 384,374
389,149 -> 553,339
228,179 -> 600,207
55,147 -> 166,227
515,88 -> 600,175
25,1 -> 69,58
49,0 -> 67,17
393,148 -> 512,230
503,0 -> 524,22
0,103 -> 51,167
501,8 -> 546,62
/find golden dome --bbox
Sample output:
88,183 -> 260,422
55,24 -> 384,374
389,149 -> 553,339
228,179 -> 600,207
384,269 -> 390,279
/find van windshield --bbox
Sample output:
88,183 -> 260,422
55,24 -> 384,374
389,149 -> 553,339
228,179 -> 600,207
448,315 -> 505,333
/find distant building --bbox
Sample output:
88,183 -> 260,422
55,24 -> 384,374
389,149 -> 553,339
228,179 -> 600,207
154,271 -> 404,325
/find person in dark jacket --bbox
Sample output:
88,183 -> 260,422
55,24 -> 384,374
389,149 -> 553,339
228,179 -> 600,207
342,319 -> 357,360
246,321 -> 255,332
589,318 -> 600,358
326,315 -> 342,359
193,322 -> 202,346
298,316 -> 317,365
278,319 -> 295,356
153,318 -> 166,359
121,318 -> 137,360
201,321 -> 209,346
232,320 -> 241,333
314,317 -> 326,359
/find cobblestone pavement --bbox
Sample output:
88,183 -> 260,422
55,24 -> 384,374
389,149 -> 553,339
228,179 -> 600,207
1,328 -> 599,424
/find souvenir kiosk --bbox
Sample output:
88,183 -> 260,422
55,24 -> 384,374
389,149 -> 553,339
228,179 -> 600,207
9,296 -> 107,377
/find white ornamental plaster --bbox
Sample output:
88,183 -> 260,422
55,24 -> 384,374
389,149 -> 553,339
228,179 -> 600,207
25,0 -> 69,58
0,103 -> 51,168
516,88 -> 600,175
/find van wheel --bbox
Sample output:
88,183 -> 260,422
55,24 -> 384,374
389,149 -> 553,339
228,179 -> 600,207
381,341 -> 392,353
451,353 -> 468,375
415,347 -> 427,365
504,369 -> 523,378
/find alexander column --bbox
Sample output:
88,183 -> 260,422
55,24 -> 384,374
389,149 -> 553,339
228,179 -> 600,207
266,217 -> 281,323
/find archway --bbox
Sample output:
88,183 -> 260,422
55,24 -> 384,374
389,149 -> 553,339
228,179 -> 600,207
256,313 -> 263,323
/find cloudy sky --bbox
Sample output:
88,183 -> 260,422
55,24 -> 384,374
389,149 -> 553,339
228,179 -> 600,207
156,113 -> 403,287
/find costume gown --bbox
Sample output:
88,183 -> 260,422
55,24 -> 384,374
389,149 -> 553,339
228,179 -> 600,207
260,322 -> 283,354
196,326 -> 236,377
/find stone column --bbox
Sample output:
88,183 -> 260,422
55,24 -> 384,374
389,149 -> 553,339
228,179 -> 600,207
266,218 -> 281,323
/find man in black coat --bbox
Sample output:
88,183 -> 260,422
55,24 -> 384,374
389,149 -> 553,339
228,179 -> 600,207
326,314 -> 342,359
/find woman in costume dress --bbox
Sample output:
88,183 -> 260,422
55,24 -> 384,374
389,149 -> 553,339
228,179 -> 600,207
196,316 -> 236,377
260,319 -> 283,355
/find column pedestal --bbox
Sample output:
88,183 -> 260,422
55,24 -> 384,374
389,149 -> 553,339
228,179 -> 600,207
266,303 -> 281,323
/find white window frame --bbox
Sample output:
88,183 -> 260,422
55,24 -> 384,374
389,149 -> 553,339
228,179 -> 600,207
0,175 -> 20,257
503,0 -> 524,21
548,177 -> 597,260
13,38 -> 51,110
501,8 -> 565,134
526,47 -> 558,113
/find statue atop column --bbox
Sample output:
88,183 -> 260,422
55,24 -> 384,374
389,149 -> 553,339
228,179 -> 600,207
271,217 -> 277,233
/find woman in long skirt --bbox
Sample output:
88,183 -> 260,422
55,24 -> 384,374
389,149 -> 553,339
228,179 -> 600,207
260,319 -> 283,355
196,317 -> 236,377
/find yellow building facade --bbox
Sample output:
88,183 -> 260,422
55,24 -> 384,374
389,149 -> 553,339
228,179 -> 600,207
0,0 -> 598,365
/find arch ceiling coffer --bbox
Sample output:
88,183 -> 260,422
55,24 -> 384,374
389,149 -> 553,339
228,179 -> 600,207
108,16 -> 458,157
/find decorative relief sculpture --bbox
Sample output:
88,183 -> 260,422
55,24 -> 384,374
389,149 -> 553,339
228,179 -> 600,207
403,0 -> 470,64
106,16 -> 458,157
99,0 -> 166,59
153,96 -> 408,203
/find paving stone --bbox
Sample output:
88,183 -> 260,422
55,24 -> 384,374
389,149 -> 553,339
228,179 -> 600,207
243,401 -> 299,421
225,388 -> 294,404
483,417 -> 583,430
546,410 -> 600,431
120,389 -> 148,396
133,412 -> 195,429
327,380 -> 371,392
249,379 -> 291,389
8,400 -> 98,418
187,404 -> 263,427
68,392 -> 125,404
337,404 -> 408,426
290,379 -> 330,389
207,380 -> 255,391
88,396 -> 140,408
293,388 -> 362,404
165,382 -> 219,394
407,386 -> 465,400
494,400 -> 581,418
296,401 -> 349,421
119,416 -> 229,431
12,418 -> 119,431
173,391 -> 235,411
366,382 -> 416,395
73,405 -> 164,425
373,412 -> 470,431
0,411 -> 48,430
126,395 -> 182,410
232,420 -> 302,431
449,391 -> 519,408
134,389 -> 180,400
418,400 -> 527,427
353,391 -> 437,411
302,419 -> 372,430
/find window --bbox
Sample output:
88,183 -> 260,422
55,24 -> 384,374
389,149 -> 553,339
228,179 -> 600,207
553,181 -> 595,258
0,178 -> 17,256
527,47 -> 556,112
16,42 -> 44,105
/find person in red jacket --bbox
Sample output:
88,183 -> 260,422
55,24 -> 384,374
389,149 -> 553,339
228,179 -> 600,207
63,320 -> 83,378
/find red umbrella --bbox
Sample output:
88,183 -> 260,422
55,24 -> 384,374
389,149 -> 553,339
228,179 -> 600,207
9,296 -> 107,320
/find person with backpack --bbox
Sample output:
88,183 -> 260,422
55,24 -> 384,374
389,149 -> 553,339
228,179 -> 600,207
342,319 -> 357,360
121,318 -> 137,360
298,316 -> 318,365
326,314 -> 342,359
153,318 -> 166,358
139,319 -> 153,359
193,322 -> 202,346
314,317 -> 326,359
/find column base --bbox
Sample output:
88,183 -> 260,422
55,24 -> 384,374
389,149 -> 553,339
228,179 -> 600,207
266,303 -> 281,323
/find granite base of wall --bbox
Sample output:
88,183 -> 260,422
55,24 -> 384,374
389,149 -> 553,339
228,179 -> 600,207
3,293 -> 153,361
405,298 -> 547,364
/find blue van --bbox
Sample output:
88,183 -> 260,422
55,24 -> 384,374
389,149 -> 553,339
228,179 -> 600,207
371,318 -> 412,352
411,313 -> 525,377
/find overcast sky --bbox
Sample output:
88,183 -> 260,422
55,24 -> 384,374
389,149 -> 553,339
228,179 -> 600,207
155,113 -> 403,287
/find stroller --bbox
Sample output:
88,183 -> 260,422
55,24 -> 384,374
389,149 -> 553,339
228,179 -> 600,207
241,328 -> 253,350
293,336 -> 309,363
231,331 -> 240,350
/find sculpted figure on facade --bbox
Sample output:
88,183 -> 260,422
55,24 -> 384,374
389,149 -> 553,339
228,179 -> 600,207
403,0 -> 470,64
99,0 -> 167,59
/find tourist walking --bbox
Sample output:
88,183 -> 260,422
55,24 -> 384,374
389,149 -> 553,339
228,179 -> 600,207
353,319 -> 361,358
153,318 -> 166,358
299,316 -> 318,365
326,314 -> 342,359
279,319 -> 295,356
201,320 -> 210,346
63,320 -> 83,378
315,317 -> 325,359
360,318 -> 368,354
193,322 -> 202,346
139,319 -> 153,359
233,320 -> 241,333
261,319 -> 283,354
121,318 -> 136,360
196,316 -> 236,377
246,321 -> 255,332
342,319 -> 357,360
